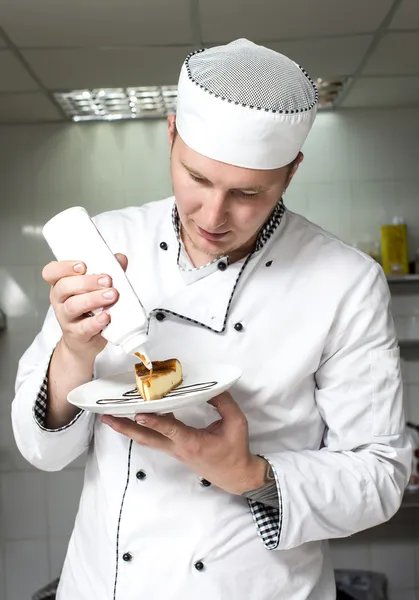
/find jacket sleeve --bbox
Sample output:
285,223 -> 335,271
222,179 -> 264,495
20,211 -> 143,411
249,262 -> 411,551
11,306 -> 95,472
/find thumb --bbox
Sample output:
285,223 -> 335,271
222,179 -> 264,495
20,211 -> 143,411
115,253 -> 128,272
208,392 -> 247,425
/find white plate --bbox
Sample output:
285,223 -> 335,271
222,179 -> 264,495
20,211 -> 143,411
67,362 -> 242,416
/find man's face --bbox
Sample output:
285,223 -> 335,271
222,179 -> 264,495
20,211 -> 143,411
169,121 -> 302,259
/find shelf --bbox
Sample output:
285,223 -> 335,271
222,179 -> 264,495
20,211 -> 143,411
387,276 -> 419,294
387,276 -> 419,284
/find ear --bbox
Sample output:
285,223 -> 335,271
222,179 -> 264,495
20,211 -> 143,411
168,115 -> 176,146
285,152 -> 304,191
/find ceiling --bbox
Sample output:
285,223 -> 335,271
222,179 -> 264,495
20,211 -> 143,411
0,0 -> 418,123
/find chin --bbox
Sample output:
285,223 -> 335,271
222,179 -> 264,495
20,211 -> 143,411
193,238 -> 231,256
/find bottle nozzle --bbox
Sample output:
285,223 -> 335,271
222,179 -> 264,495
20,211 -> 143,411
133,350 -> 153,371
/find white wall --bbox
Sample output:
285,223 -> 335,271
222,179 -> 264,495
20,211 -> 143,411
1,109 -> 419,600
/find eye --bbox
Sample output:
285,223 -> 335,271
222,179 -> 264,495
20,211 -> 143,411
236,190 -> 260,199
189,173 -> 206,184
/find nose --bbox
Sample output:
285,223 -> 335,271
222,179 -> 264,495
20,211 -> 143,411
201,191 -> 228,231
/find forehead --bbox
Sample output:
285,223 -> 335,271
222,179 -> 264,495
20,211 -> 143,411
173,133 -> 286,187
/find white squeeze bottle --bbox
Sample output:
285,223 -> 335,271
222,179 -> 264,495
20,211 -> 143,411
42,206 -> 152,369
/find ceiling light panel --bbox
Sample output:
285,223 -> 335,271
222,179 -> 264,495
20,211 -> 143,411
54,86 -> 178,121
54,78 -> 346,122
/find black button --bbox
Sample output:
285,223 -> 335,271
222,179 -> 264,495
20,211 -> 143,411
194,561 -> 205,571
136,470 -> 147,480
160,241 -> 168,250
234,322 -> 243,332
217,261 -> 227,271
155,311 -> 166,322
122,552 -> 133,562
265,260 -> 273,267
200,478 -> 211,487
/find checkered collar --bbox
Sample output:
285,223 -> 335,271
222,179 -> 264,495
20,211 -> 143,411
171,199 -> 285,258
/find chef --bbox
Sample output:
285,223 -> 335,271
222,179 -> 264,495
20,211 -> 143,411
12,39 -> 410,600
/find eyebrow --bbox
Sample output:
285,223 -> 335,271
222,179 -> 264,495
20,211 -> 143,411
181,161 -> 268,193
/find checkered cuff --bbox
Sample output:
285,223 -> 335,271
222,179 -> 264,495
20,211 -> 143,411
33,356 -> 83,432
248,458 -> 282,550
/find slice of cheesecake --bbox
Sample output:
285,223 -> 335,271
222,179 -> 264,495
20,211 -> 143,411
134,359 -> 183,401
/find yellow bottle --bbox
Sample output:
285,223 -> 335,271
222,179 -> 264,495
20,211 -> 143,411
380,217 -> 409,276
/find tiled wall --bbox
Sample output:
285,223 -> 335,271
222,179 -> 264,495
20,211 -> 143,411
1,109 -> 419,599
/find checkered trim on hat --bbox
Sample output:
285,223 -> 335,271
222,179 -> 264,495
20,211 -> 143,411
248,458 -> 282,550
34,355 -> 83,432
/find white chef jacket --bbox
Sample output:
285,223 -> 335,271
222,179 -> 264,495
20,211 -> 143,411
12,197 -> 411,600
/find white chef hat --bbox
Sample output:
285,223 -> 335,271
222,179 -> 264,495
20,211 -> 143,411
175,38 -> 318,170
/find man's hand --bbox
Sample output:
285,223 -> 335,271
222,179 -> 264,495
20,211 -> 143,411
42,253 -> 128,361
101,392 -> 266,495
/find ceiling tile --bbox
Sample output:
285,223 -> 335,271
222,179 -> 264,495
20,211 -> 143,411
199,0 -> 394,43
23,46 -> 196,90
0,0 -> 194,47
389,0 -> 419,30
0,50 -> 39,91
0,92 -> 63,122
268,35 -> 373,79
362,33 -> 419,75
341,76 -> 419,108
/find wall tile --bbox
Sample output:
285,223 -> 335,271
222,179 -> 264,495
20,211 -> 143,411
0,412 -> 35,472
4,539 -> 49,600
350,180 -> 396,244
330,539 -> 371,570
0,109 -> 419,595
391,112 -> 419,181
298,112 -> 351,184
0,332 -> 35,388
371,540 -> 416,589
46,469 -> 84,539
387,590 -> 417,600
404,361 -> 419,385
304,181 -> 354,243
345,111 -> 396,181
392,295 -> 419,318
48,537 -> 69,580
405,385 -> 419,423
284,182 -> 310,217
0,542 -> 5,600
0,472 -> 47,540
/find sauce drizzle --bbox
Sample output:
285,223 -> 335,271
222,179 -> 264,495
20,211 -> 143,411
96,380 -> 218,405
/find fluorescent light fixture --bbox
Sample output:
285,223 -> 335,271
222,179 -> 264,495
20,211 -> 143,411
54,87 -> 178,122
54,78 -> 347,122
316,77 -> 349,109
21,225 -> 44,236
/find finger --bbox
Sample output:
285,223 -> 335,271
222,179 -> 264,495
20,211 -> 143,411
53,274 -> 113,303
63,288 -> 119,319
42,260 -> 86,286
208,392 -> 247,425
75,311 -> 110,341
102,415 -> 172,450
134,412 -> 194,443
115,253 -> 128,272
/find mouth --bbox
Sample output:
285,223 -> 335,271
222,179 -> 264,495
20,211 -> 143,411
197,226 -> 229,242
